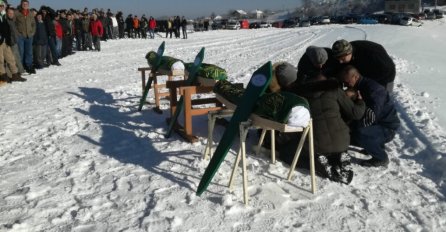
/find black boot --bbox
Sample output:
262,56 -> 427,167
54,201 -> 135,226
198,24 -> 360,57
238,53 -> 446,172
0,73 -> 11,84
11,73 -> 27,82
331,153 -> 353,185
315,154 -> 333,179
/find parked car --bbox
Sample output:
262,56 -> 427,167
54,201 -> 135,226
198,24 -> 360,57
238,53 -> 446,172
433,9 -> 444,18
426,12 -> 436,20
283,19 -> 298,28
319,16 -> 331,24
249,22 -> 260,29
227,21 -> 240,30
400,16 -> 413,26
299,20 -> 311,27
372,14 -> 391,24
259,21 -> 272,28
358,17 -> 378,24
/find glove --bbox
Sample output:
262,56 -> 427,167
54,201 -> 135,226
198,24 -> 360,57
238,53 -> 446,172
362,108 -> 376,127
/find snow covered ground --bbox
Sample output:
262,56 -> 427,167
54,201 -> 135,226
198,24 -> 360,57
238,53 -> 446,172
1,20 -> 446,231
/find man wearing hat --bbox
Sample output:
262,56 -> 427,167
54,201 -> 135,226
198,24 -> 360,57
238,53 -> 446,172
332,39 -> 396,92
296,46 -> 340,85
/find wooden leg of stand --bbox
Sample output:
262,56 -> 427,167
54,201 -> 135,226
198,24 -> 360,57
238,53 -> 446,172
203,112 -> 216,160
240,123 -> 249,205
228,148 -> 242,191
271,129 -> 276,164
287,126 -> 310,181
184,88 -> 193,137
255,129 -> 267,155
141,70 -> 146,95
309,120 -> 316,194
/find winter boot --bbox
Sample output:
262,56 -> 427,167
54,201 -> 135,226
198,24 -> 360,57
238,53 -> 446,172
0,73 -> 11,84
315,154 -> 333,179
331,165 -> 354,185
11,73 -> 27,82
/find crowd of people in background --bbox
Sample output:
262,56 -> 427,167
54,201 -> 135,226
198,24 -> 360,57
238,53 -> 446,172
0,0 -> 187,86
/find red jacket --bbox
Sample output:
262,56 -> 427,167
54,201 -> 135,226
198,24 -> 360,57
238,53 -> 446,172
149,19 -> 156,29
55,20 -> 63,39
90,19 -> 103,37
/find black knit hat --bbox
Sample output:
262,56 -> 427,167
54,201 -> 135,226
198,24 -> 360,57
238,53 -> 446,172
332,39 -> 353,57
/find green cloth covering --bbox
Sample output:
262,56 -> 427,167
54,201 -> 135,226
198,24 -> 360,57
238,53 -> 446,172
213,80 -> 245,104
145,51 -> 183,70
186,63 -> 228,80
254,91 -> 309,123
214,80 -> 309,123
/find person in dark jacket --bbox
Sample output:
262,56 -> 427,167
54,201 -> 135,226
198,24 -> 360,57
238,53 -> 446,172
284,74 -> 366,184
332,39 -> 396,92
33,12 -> 48,69
59,10 -> 73,58
125,14 -> 133,38
140,15 -> 148,39
296,46 -> 340,84
173,16 -> 180,38
40,5 -> 60,66
340,65 -> 400,167
73,11 -> 83,51
181,16 -> 187,39
116,11 -> 124,39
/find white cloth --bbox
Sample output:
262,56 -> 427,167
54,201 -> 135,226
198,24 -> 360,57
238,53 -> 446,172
171,61 -> 185,72
286,106 -> 310,128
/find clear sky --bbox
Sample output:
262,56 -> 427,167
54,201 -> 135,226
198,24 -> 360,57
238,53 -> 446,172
7,0 -> 300,18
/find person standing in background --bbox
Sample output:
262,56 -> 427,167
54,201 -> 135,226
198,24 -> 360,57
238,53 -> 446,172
14,0 -> 36,74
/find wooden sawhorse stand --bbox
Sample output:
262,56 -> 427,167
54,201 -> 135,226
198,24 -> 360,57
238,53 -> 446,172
165,80 -> 224,143
137,67 -> 185,113
204,94 -> 316,205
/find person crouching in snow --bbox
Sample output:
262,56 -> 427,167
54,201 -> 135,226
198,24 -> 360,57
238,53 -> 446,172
90,13 -> 103,52
287,71 -> 366,184
265,62 -> 365,184
340,65 -> 400,168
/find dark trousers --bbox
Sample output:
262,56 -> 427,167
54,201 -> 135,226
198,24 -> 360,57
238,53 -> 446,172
182,26 -> 187,39
352,125 -> 396,161
47,36 -> 59,64
92,36 -> 101,51
61,35 -> 73,57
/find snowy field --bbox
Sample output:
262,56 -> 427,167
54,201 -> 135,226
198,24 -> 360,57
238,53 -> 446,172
1,20 -> 446,232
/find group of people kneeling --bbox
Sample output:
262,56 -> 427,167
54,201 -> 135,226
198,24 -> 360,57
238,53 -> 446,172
266,39 -> 400,184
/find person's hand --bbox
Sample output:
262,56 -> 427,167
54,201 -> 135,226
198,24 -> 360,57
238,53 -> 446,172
345,89 -> 356,98
356,91 -> 362,100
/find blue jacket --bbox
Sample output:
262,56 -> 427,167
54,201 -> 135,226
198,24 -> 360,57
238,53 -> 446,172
356,76 -> 400,130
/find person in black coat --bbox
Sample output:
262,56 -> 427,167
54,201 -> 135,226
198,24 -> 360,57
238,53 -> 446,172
40,6 -> 60,66
33,12 -> 48,68
340,65 -> 400,167
181,16 -> 187,39
116,11 -> 125,39
125,14 -> 133,38
332,39 -> 396,92
296,46 -> 340,84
